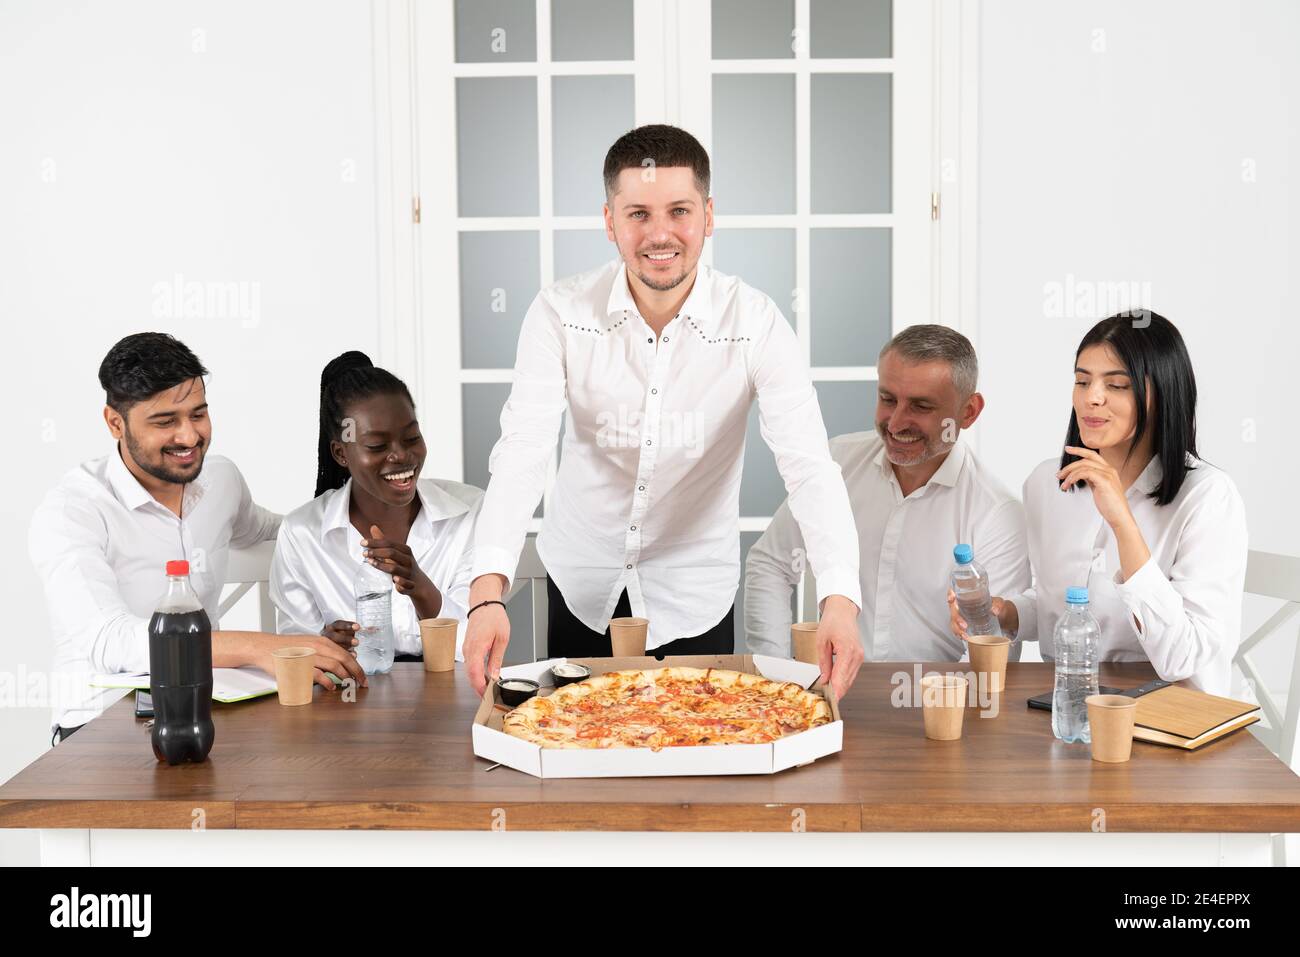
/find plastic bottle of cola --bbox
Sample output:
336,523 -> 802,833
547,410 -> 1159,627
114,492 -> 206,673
148,560 -> 215,764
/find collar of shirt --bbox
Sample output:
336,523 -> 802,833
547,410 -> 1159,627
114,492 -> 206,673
1127,454 -> 1164,500
872,437 -> 969,501
319,477 -> 474,550
105,443 -> 209,516
603,259 -> 717,335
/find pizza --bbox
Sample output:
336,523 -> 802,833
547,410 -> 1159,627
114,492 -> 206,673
502,667 -> 832,750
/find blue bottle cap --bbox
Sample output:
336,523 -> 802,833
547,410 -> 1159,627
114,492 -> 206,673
953,544 -> 973,564
1066,586 -> 1089,604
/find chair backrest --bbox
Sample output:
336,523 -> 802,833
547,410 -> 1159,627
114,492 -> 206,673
505,536 -> 551,661
1235,550 -> 1300,770
220,540 -> 277,632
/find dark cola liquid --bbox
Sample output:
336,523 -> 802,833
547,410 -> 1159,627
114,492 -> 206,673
148,607 -> 215,765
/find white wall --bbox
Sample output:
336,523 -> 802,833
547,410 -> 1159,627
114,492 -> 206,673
975,0 -> 1299,696
0,0 -> 379,863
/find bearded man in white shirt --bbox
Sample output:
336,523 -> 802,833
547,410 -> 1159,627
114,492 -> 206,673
745,325 -> 1031,662
463,124 -> 865,698
30,333 -> 367,743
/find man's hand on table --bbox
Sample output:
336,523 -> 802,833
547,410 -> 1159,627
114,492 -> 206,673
815,595 -> 863,700
464,574 -> 510,696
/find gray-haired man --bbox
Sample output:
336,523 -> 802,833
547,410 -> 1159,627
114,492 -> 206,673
744,325 -> 1030,661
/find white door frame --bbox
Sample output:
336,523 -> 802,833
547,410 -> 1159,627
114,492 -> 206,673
370,0 -> 982,480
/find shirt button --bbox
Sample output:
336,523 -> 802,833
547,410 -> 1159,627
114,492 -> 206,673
650,388 -> 658,395
647,337 -> 653,344
662,336 -> 669,342
630,525 -> 637,531
637,485 -> 645,492
626,564 -> 633,570
645,439 -> 652,446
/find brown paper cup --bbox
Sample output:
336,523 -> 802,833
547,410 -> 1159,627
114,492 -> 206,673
272,646 -> 316,706
791,621 -> 819,664
1087,694 -> 1138,763
920,674 -> 968,741
967,635 -> 1011,694
419,617 -> 458,672
608,617 -> 648,657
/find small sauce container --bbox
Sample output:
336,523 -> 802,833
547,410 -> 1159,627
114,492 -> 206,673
549,662 -> 592,687
496,677 -> 540,706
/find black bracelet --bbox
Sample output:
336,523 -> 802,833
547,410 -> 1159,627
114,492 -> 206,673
467,599 -> 506,618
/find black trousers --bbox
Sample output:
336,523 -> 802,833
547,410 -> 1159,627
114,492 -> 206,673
545,576 -> 734,659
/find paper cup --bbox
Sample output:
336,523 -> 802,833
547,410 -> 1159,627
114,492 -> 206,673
920,674 -> 968,741
608,617 -> 648,657
272,647 -> 316,706
791,621 -> 819,665
419,617 -> 458,672
1086,694 -> 1138,763
967,635 -> 1011,694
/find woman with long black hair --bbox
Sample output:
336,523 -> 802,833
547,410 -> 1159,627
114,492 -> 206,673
270,351 -> 482,660
950,312 -> 1247,695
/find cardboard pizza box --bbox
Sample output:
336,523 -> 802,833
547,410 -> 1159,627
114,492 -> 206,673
470,654 -> 843,778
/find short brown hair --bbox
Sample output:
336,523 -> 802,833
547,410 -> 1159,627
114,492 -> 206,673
603,124 -> 711,200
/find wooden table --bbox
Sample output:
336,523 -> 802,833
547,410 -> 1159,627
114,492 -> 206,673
3,662 -> 1298,865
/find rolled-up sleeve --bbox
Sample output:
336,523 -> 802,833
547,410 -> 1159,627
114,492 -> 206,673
748,306 -> 861,611
471,293 -> 568,588
1113,478 -> 1247,688
29,492 -> 150,675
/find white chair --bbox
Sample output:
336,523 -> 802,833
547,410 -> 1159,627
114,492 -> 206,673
505,536 -> 551,661
219,540 -> 277,631
1234,549 -> 1300,867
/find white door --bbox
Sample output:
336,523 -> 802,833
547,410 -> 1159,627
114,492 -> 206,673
409,0 -> 936,657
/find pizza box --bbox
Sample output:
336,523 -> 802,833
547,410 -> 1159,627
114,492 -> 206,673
471,654 -> 843,778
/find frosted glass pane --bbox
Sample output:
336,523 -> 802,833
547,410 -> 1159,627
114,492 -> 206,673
555,229 -> 618,280
462,383 -> 545,519
811,73 -> 890,214
459,231 -> 540,369
712,0 -> 795,59
552,75 -> 635,217
810,228 -> 891,367
811,0 -> 891,58
552,0 -> 633,61
457,77 -> 539,217
710,228 -> 796,326
455,0 -> 537,63
713,74 -> 795,214
815,379 -> 877,441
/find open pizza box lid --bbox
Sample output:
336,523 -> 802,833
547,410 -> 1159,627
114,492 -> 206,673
471,654 -> 843,779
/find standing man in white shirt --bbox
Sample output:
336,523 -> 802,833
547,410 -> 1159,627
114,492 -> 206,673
746,325 -> 1030,661
462,124 -> 864,697
30,333 -> 367,743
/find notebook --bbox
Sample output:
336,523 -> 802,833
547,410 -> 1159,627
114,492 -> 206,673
1131,684 -> 1261,750
91,668 -> 278,703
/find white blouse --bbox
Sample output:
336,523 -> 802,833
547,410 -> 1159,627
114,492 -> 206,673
1011,454 -> 1247,696
270,478 -> 483,657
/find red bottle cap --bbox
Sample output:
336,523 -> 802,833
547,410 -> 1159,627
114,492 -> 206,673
166,560 -> 190,576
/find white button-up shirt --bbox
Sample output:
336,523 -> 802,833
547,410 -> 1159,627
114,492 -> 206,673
745,432 -> 1030,661
28,449 -> 280,730
270,478 -> 482,657
471,259 -> 862,650
1011,455 -> 1247,696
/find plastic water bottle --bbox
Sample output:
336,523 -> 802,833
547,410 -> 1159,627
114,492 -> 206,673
1051,586 -> 1100,743
354,561 -> 396,675
149,560 -> 215,765
951,544 -> 1001,637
